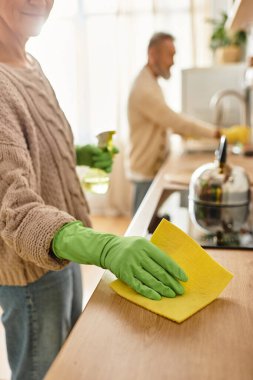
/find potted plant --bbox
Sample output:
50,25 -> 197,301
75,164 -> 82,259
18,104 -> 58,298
207,12 -> 247,64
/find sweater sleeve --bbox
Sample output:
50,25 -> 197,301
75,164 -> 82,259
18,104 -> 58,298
132,84 -> 217,139
0,72 -> 75,270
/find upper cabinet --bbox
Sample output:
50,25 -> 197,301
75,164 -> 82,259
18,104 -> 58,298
226,0 -> 253,31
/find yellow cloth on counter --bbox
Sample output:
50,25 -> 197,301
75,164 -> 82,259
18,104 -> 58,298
110,219 -> 233,323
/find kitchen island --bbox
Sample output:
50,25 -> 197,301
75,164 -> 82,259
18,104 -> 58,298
45,147 -> 253,380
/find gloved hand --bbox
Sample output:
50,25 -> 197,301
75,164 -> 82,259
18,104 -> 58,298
220,125 -> 250,145
52,221 -> 188,300
75,144 -> 119,173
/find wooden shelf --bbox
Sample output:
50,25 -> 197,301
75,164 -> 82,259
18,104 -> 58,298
226,0 -> 253,31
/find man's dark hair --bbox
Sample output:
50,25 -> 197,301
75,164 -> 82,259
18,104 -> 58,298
148,32 -> 175,50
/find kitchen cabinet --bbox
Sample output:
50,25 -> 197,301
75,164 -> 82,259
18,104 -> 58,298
226,0 -> 253,31
45,148 -> 253,380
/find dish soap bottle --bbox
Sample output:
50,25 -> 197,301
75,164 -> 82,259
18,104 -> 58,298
81,130 -> 116,194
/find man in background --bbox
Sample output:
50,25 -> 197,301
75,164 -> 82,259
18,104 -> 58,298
126,32 -> 248,214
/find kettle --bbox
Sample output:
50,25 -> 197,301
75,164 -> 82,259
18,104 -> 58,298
188,136 -> 251,233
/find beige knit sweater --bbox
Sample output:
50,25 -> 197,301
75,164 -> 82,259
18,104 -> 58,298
0,56 -> 91,286
127,66 -> 216,180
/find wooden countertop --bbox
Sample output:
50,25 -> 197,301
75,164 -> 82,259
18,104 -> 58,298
45,150 -> 253,380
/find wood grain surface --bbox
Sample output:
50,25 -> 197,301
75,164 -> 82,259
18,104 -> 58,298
45,250 -> 253,380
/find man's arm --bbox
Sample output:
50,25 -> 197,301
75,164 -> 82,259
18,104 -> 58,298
133,90 -> 217,139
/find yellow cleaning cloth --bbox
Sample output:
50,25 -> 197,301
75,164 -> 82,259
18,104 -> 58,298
110,219 -> 233,323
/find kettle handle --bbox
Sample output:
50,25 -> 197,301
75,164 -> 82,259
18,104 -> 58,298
216,135 -> 227,165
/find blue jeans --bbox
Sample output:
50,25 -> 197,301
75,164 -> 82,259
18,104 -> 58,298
133,180 -> 153,215
0,263 -> 82,380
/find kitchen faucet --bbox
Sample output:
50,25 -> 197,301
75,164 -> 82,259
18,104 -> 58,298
210,89 -> 247,128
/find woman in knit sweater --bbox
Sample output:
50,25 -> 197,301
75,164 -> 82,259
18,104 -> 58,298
0,1 -> 188,379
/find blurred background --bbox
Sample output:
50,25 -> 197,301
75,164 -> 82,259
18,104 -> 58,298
25,0 -> 250,215
28,0 -> 224,140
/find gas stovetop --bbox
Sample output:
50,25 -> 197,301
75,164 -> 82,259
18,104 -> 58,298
147,188 -> 253,250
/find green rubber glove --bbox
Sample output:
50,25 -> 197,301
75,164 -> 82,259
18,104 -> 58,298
52,221 -> 188,300
75,144 -> 119,173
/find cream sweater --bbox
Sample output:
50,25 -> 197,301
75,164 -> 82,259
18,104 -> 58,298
0,56 -> 91,286
127,66 -> 216,180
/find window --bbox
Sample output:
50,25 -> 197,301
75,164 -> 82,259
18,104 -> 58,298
28,0 -> 214,144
